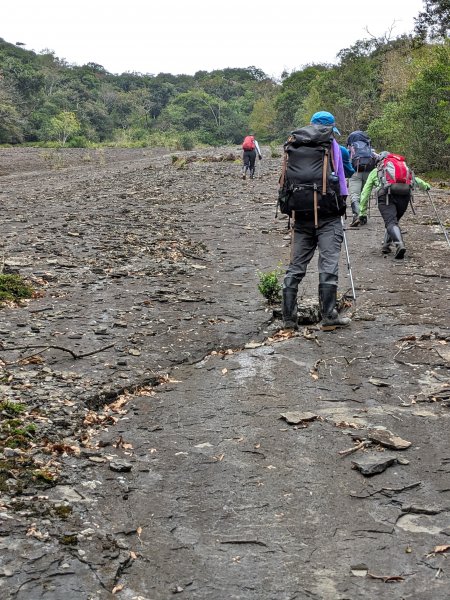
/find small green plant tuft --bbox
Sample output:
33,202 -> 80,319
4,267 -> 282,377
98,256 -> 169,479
0,275 -> 33,304
0,400 -> 26,414
257,266 -> 283,303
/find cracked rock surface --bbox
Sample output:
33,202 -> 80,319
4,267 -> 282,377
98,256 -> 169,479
0,147 -> 449,599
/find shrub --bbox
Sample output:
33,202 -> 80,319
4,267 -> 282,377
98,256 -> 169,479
178,133 -> 195,150
66,135 -> 91,148
257,267 -> 283,303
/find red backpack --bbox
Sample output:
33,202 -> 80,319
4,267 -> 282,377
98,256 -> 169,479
242,135 -> 255,151
377,153 -> 413,195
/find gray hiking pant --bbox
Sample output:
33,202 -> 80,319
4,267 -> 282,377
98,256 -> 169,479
283,216 -> 343,290
348,171 -> 370,215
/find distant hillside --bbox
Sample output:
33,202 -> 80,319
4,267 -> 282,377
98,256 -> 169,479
0,27 -> 449,172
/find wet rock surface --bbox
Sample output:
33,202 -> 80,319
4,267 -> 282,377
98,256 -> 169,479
0,147 -> 449,599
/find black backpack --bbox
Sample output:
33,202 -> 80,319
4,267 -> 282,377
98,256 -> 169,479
347,131 -> 376,172
278,125 -> 345,223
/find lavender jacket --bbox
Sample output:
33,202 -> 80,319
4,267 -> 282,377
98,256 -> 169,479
332,138 -> 348,196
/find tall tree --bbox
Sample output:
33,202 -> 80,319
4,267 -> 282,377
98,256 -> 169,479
415,0 -> 450,39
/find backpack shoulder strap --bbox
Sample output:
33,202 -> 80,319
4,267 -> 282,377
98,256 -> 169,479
279,150 -> 288,188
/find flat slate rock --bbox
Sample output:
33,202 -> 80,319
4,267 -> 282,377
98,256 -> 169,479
351,454 -> 399,476
366,428 -> 412,450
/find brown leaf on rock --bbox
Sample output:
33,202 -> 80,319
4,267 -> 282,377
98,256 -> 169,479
433,544 -> 450,554
367,573 -> 405,583
112,583 -> 124,594
310,359 -> 324,380
44,442 -> 80,456
18,355 -> 45,365
114,435 -> 133,450
335,421 -> 362,429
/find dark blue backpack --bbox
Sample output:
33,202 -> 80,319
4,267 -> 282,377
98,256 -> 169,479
348,131 -> 376,172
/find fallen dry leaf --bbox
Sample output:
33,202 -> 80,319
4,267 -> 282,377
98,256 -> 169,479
112,583 -> 124,594
433,544 -> 450,554
367,573 -> 404,583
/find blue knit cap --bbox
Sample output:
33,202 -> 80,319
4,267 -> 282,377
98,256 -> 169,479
311,111 -> 341,135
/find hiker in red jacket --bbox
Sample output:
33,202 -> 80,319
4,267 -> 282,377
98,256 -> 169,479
359,151 -> 431,259
241,134 -> 262,179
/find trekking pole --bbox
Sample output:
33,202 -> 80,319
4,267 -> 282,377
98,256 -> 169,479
341,217 -> 356,301
426,190 -> 450,248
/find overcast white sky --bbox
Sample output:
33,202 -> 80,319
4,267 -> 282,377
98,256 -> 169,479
2,0 -> 425,78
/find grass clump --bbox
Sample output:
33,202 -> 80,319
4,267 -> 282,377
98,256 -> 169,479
0,275 -> 33,303
257,266 -> 283,303
0,400 -> 26,414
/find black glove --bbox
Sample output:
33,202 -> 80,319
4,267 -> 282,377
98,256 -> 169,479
258,155 -> 262,160
359,215 -> 367,225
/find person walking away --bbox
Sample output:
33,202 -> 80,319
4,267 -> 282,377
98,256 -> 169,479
242,134 -> 262,179
347,130 -> 378,227
340,145 -> 355,179
280,111 -> 350,329
358,151 -> 431,259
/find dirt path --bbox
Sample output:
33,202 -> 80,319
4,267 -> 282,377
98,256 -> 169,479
0,147 -> 449,599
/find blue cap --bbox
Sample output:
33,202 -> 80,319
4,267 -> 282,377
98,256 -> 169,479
311,111 -> 341,135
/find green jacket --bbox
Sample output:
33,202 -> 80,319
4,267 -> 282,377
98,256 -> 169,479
359,169 -> 430,217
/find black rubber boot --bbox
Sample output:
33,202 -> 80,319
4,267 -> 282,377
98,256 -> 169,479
319,284 -> 351,328
389,225 -> 406,259
282,287 -> 298,330
381,231 -> 392,254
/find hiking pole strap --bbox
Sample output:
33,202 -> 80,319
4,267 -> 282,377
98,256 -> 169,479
427,190 -> 450,247
341,217 -> 357,301
313,187 -> 319,228
322,151 -> 328,195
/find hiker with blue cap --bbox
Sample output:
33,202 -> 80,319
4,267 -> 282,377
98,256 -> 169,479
279,110 -> 351,329
346,130 -> 379,226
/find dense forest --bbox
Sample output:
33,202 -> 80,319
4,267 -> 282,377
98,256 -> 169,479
0,0 -> 449,174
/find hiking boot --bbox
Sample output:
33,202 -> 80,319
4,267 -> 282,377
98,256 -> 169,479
319,284 -> 351,328
282,287 -> 298,330
349,214 -> 360,228
381,231 -> 392,254
390,225 -> 406,259
242,174 -> 246,180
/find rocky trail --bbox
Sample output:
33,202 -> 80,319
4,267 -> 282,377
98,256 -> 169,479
0,147 -> 449,599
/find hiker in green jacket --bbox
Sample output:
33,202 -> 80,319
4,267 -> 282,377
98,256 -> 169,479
359,152 -> 431,259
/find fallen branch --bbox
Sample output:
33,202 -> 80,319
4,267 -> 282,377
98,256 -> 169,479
342,354 -> 373,365
0,343 -> 115,359
339,439 -> 371,457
